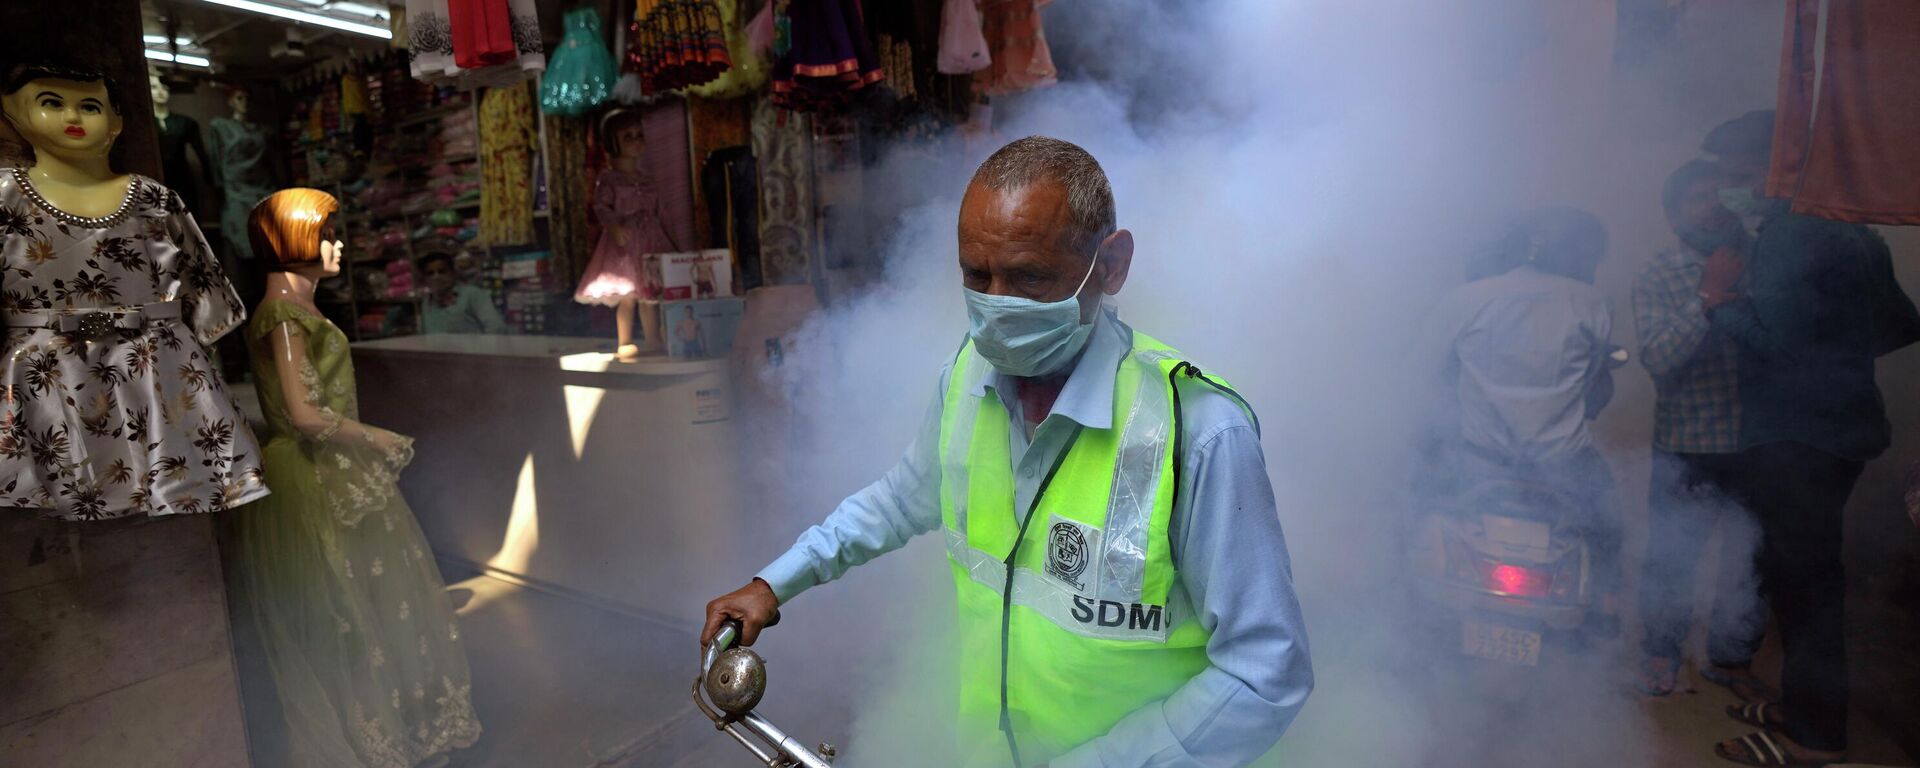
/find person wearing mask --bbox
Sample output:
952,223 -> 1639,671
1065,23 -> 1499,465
417,251 -> 508,335
1420,207 -> 1624,622
1631,160 -> 1769,700
1700,111 -> 1920,767
701,137 -> 1313,767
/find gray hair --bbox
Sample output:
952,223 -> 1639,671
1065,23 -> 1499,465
970,136 -> 1116,257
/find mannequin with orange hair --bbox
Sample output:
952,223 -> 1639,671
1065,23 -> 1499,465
226,188 -> 481,767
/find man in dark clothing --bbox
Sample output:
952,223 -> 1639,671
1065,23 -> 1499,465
1701,111 -> 1920,766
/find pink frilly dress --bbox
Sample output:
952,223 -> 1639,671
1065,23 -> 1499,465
573,168 -> 679,304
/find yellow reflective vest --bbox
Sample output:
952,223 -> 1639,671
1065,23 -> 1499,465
940,331 -> 1249,767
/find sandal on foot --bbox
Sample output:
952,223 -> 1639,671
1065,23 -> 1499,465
1702,665 -> 1781,703
1634,656 -> 1679,697
1728,702 -> 1786,731
1714,731 -> 1840,766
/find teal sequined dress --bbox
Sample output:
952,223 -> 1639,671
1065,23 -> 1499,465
540,8 -> 618,116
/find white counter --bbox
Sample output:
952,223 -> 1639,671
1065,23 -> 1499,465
354,333 -> 730,377
354,334 -> 748,626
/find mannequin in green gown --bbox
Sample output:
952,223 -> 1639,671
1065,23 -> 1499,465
227,188 -> 480,768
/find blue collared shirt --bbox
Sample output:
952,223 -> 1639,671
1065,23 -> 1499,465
758,307 -> 1313,767
1424,265 -> 1614,463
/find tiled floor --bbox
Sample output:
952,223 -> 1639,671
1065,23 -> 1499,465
432,566 -> 851,768
442,569 -> 699,767
431,575 -> 1913,768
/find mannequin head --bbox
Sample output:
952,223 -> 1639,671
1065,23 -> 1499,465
599,109 -> 645,167
149,73 -> 170,109
250,188 -> 343,278
226,86 -> 250,120
2,62 -> 125,165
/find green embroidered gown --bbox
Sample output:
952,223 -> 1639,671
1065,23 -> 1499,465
228,300 -> 480,767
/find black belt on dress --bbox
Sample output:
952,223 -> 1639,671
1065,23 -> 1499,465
6,301 -> 183,339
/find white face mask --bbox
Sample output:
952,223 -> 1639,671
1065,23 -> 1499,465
1717,186 -> 1765,218
963,256 -> 1100,378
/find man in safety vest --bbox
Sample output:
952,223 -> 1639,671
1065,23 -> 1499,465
703,136 -> 1313,767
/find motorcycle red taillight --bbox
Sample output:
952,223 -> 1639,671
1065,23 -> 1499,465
1477,560 -> 1552,598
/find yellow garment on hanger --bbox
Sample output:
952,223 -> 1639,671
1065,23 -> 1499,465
307,99 -> 325,141
480,82 -> 537,246
680,0 -> 769,99
341,72 -> 369,116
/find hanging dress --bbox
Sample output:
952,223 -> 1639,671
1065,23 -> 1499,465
973,0 -> 1057,95
937,0 -> 991,74
450,0 -> 516,68
0,169 -> 266,520
679,0 -> 770,100
626,0 -> 733,94
408,0 -> 546,89
769,0 -> 885,113
228,301 -> 480,768
540,7 -> 620,116
479,81 -> 536,246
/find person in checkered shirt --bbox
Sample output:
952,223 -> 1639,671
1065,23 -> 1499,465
1631,159 -> 1769,700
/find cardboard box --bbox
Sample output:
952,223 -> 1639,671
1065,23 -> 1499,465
661,297 -> 745,360
660,248 -> 734,300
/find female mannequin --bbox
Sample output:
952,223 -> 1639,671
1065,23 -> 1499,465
227,188 -> 480,768
0,60 -> 265,521
571,108 -> 677,360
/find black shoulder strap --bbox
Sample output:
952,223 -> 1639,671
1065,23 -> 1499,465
1165,361 -> 1261,516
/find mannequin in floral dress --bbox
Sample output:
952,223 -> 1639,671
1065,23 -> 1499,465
0,61 -> 265,520
226,188 -> 479,768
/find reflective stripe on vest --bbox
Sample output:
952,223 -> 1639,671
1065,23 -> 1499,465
938,330 -> 1234,765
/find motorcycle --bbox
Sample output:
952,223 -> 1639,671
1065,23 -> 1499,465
1404,344 -> 1626,683
695,617 -> 839,767
1405,474 -> 1599,675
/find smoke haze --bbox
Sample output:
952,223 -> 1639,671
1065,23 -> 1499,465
730,2 -> 1790,765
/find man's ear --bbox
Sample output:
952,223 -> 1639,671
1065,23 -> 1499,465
1097,229 -> 1134,295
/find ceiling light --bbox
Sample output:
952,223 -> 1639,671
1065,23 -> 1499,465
189,0 -> 393,39
145,49 -> 213,68
325,2 -> 390,21
142,35 -> 197,46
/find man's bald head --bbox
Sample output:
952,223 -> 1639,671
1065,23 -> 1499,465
966,136 -> 1116,258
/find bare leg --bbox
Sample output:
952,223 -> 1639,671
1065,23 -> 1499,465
637,299 -> 663,353
615,298 -> 640,360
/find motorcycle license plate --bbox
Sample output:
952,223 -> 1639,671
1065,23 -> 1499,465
1461,619 -> 1541,666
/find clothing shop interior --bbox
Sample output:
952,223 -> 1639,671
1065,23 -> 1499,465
5,1 -> 1920,767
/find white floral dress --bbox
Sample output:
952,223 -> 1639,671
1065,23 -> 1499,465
0,167 -> 267,520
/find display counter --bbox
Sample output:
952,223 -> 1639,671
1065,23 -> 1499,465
353,334 -> 748,627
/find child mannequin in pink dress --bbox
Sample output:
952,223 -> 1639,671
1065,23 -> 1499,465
571,109 -> 677,359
